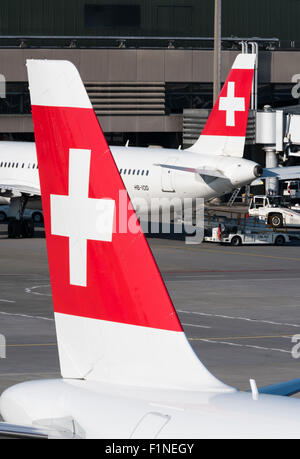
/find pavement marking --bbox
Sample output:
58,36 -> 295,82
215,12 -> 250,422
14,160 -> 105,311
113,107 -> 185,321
178,309 -> 300,328
167,275 -> 227,280
0,299 -> 15,303
189,334 -> 294,341
5,343 -> 56,348
0,274 -> 42,276
196,338 -> 291,354
168,277 -> 300,283
0,372 -> 59,377
0,311 -> 54,321
169,276 -> 300,282
25,285 -> 51,297
170,274 -> 227,278
182,323 -> 211,329
161,245 -> 300,262
163,268 -> 293,274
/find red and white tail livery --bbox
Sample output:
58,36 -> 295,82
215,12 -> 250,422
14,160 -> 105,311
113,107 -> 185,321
27,59 -> 228,390
188,53 -> 256,157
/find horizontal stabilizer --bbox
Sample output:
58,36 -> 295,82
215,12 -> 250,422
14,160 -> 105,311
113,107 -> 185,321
154,163 -> 226,178
258,378 -> 300,397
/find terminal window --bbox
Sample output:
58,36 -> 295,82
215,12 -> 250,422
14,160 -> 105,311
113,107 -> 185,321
85,4 -> 141,28
155,5 -> 193,34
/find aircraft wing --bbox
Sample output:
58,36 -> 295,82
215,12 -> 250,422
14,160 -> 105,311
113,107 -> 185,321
0,422 -> 49,439
0,183 -> 41,197
262,166 -> 300,181
258,378 -> 300,397
0,418 -> 82,439
154,163 -> 226,179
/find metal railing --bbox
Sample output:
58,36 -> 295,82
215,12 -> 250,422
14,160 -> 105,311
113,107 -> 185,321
0,35 -> 280,50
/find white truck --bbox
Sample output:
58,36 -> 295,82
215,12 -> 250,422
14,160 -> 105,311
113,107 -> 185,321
204,224 -> 289,246
248,195 -> 300,228
283,180 -> 300,202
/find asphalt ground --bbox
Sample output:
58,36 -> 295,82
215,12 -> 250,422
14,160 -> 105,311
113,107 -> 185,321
1,222 -> 300,419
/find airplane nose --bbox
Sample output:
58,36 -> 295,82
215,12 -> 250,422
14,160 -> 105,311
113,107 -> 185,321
254,165 -> 263,178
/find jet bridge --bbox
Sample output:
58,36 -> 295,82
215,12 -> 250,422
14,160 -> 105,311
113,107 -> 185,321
256,104 -> 300,195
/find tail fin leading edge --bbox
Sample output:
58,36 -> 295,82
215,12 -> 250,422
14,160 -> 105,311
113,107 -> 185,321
188,53 -> 256,157
27,60 -> 231,392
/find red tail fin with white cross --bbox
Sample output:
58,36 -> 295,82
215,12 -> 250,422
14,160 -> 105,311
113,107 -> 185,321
27,59 -> 229,392
188,53 -> 256,157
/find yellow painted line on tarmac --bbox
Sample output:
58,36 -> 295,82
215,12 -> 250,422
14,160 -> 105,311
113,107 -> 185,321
189,334 -> 294,341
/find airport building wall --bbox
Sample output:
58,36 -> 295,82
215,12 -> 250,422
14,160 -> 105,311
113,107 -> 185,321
0,48 -> 299,144
1,0 -> 300,47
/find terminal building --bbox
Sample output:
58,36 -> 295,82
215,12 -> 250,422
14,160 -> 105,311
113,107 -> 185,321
0,0 -> 300,175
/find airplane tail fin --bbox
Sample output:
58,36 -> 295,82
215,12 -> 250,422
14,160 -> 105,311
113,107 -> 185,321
27,60 -> 231,392
188,53 -> 256,157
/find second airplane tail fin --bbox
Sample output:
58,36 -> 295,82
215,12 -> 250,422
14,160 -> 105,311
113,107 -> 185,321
27,59 -> 231,392
188,53 -> 256,158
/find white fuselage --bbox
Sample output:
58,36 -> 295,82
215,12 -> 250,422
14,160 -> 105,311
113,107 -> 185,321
0,141 -> 260,215
2,378 -> 300,438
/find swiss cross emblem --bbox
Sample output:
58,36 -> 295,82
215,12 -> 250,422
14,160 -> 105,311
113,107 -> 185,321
50,148 -> 115,287
219,81 -> 245,127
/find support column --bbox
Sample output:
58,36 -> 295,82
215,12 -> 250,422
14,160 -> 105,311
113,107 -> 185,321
264,147 -> 279,195
213,0 -> 222,104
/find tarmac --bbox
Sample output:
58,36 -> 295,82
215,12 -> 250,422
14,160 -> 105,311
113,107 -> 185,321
1,221 -> 300,421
